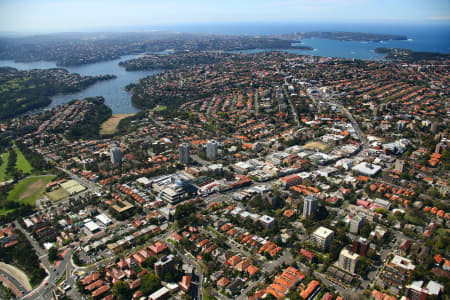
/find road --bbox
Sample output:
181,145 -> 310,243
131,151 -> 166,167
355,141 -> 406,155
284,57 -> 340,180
14,221 -> 77,300
284,88 -> 301,128
0,269 -> 28,297
236,250 -> 294,300
191,154 -> 211,167
165,235 -> 204,300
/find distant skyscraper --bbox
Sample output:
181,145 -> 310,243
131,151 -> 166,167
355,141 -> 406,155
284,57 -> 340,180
110,145 -> 122,164
179,143 -> 190,164
303,194 -> 318,218
206,140 -> 219,160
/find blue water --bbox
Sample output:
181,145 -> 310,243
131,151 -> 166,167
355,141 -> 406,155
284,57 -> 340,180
0,22 -> 448,112
157,23 -> 450,51
0,55 -> 161,114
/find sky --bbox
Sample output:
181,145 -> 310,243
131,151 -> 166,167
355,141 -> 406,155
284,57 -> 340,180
0,0 -> 449,33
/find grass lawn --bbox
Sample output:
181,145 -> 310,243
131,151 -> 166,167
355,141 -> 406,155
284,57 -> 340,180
7,175 -> 56,206
46,188 -> 70,202
0,208 -> 15,216
152,105 -> 167,112
100,113 -> 134,135
14,146 -> 33,174
0,151 -> 9,181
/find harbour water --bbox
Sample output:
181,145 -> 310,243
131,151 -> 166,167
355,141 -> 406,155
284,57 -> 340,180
0,55 -> 162,114
0,22 -> 448,112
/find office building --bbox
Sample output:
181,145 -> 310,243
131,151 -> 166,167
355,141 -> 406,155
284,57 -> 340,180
206,140 -> 219,160
311,226 -> 334,251
110,145 -> 122,164
303,194 -> 318,218
179,143 -> 190,164
338,248 -> 359,274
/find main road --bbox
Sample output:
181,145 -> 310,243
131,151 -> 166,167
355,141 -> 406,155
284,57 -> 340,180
15,221 -> 76,300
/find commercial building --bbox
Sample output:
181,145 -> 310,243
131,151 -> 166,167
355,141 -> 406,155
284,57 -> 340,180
206,140 -> 219,160
338,248 -> 359,274
95,214 -> 112,226
303,194 -> 318,218
311,226 -> 334,251
110,145 -> 122,164
179,143 -> 190,164
352,162 -> 381,177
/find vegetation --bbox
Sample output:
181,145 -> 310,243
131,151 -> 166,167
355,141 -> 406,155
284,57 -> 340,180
112,280 -> 133,300
48,247 -> 58,263
0,151 -> 9,181
66,97 -> 112,140
0,230 -> 46,286
141,273 -> 161,296
15,141 -> 52,172
174,202 -> 202,227
375,47 -> 450,62
273,31 -> 408,42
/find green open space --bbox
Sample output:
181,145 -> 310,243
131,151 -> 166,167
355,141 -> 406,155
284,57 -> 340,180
14,146 -> 33,174
7,175 -> 56,206
100,113 -> 135,135
0,151 -> 9,181
152,105 -> 167,112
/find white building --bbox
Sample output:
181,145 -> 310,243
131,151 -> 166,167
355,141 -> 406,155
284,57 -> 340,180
352,162 -> 381,177
95,214 -> 112,226
311,226 -> 334,250
338,248 -> 359,274
259,215 -> 276,229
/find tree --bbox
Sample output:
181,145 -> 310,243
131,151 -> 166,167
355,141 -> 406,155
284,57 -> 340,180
142,256 -> 157,269
141,273 -> 161,295
48,247 -> 58,262
113,280 -> 132,300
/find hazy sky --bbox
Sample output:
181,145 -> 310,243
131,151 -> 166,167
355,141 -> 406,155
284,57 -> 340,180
0,0 -> 449,32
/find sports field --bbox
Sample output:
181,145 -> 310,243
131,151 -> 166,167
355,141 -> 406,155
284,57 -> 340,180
46,188 -> 70,202
303,141 -> 329,151
7,175 -> 56,206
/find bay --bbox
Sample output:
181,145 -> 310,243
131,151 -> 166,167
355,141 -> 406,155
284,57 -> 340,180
0,55 -> 162,114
